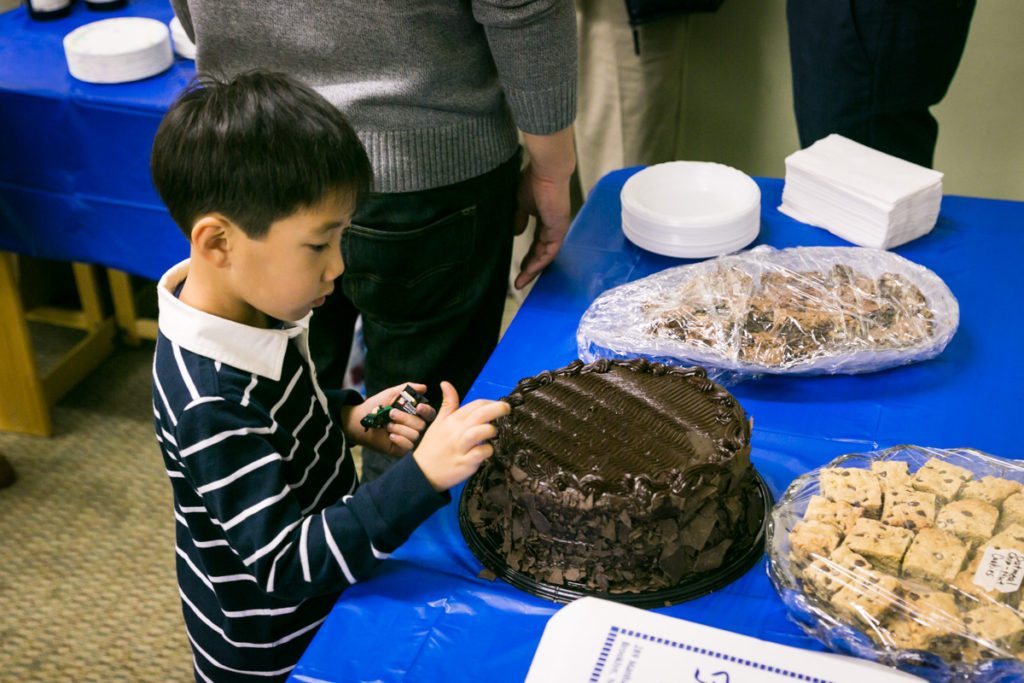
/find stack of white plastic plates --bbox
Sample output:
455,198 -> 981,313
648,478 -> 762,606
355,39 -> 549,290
63,17 -> 174,84
169,16 -> 196,60
620,161 -> 760,259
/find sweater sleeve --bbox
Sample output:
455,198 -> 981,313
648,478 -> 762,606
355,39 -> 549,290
471,0 -> 578,134
173,399 -> 448,600
170,0 -> 195,42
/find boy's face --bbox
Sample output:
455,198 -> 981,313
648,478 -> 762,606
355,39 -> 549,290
229,191 -> 353,325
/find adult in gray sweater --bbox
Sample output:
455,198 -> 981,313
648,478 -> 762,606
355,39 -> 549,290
171,0 -> 577,479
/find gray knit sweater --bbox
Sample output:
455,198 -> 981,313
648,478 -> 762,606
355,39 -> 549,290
171,0 -> 577,193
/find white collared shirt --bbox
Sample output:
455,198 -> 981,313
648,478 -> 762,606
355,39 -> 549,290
157,259 -> 328,410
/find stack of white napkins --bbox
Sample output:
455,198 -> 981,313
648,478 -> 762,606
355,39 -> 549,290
779,134 -> 944,249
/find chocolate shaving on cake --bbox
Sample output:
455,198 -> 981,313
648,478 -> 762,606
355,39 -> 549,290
694,539 -> 733,573
681,502 -> 717,550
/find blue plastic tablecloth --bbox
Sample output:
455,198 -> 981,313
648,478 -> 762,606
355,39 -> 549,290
4,7 -> 1022,677
292,172 -> 1024,682
0,1 -> 192,277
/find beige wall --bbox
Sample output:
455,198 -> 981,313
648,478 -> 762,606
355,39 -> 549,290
682,0 -> 1024,200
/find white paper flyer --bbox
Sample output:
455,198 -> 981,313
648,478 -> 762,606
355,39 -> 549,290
525,597 -> 921,683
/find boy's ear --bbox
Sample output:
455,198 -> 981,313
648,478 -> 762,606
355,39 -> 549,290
189,214 -> 236,267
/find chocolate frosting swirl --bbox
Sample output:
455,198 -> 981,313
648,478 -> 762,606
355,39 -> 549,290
496,358 -> 751,497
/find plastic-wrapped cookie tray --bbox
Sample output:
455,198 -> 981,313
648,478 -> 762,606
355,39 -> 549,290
768,445 -> 1024,682
577,246 -> 959,384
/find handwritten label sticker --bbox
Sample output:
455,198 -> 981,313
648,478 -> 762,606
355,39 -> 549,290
973,547 -> 1024,593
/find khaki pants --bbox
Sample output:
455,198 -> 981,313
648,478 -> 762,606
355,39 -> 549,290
575,0 -> 689,197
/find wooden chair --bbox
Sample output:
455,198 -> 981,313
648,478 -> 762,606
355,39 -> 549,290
0,253 -> 115,436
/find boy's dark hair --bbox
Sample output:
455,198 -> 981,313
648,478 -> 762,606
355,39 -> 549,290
151,71 -> 372,239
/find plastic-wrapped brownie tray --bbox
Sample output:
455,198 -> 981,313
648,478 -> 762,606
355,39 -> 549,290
459,469 -> 772,608
577,245 -> 959,384
768,445 -> 1024,682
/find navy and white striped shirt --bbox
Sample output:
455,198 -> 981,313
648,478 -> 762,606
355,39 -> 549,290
153,260 -> 448,682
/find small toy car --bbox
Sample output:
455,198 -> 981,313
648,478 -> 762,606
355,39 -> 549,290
359,385 -> 430,431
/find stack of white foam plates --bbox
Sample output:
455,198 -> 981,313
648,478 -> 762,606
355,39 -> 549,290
63,17 -> 174,84
620,161 -> 760,259
169,16 -> 196,60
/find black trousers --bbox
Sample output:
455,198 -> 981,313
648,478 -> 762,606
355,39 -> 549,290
787,0 -> 975,168
309,150 -> 521,480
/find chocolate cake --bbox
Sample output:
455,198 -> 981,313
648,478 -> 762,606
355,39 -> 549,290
464,358 -> 763,595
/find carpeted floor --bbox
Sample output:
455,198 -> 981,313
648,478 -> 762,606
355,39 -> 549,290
0,293 -> 524,681
0,342 -> 194,682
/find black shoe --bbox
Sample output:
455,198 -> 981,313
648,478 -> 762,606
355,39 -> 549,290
0,452 -> 15,489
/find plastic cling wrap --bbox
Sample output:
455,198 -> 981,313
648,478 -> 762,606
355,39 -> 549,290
577,246 -> 958,383
768,446 -> 1024,682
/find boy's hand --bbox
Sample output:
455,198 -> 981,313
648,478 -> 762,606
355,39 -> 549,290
413,381 -> 511,492
342,383 -> 436,456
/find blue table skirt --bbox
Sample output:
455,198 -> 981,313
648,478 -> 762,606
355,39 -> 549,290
0,0 -> 192,277
292,171 -> 1024,682
4,8 -> 1020,672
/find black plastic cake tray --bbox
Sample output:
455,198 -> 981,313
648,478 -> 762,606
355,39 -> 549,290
458,470 -> 773,609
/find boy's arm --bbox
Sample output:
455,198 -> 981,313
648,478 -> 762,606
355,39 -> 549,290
174,399 -> 448,600
322,386 -> 363,419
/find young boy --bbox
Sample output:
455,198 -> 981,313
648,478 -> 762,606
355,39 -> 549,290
149,71 -> 510,682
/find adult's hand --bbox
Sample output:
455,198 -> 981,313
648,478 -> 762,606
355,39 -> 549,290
514,126 -> 576,290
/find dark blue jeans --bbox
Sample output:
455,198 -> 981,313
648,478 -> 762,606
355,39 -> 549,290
787,0 -> 975,168
309,150 -> 521,480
